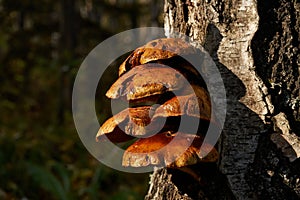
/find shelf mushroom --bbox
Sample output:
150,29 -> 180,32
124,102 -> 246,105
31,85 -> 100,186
119,38 -> 199,77
106,63 -> 186,101
96,37 -> 219,180
122,131 -> 219,168
96,84 -> 213,138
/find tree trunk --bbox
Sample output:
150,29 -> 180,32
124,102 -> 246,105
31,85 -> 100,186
145,0 -> 300,199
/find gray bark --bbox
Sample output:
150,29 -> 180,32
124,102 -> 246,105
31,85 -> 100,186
145,0 -> 300,199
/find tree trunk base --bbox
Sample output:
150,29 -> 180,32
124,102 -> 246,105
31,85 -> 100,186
145,165 -> 235,200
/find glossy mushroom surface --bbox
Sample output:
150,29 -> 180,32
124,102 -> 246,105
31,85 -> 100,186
119,38 -> 197,76
106,64 -> 186,100
122,132 -> 219,168
96,106 -> 153,141
153,85 -> 211,121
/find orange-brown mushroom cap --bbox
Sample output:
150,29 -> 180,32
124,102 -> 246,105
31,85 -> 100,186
153,85 -> 211,122
106,64 -> 186,100
96,106 -> 153,142
122,132 -> 219,168
95,110 -> 134,143
119,38 -> 197,76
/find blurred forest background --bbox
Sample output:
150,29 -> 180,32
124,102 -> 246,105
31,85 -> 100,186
0,0 -> 163,199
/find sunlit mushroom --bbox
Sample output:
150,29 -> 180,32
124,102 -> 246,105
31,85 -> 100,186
122,131 -> 219,168
119,38 -> 198,76
96,38 -> 220,182
106,63 -> 186,101
153,85 -> 211,121
96,106 -> 152,142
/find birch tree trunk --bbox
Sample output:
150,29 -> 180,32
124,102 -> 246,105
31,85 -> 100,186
145,0 -> 300,199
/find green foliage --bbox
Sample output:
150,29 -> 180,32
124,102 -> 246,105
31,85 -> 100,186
109,188 -> 143,200
0,128 -> 148,199
26,163 -> 71,200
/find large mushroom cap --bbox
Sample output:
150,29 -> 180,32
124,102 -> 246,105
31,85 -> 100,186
106,64 -> 186,100
119,38 -> 197,76
122,132 -> 219,168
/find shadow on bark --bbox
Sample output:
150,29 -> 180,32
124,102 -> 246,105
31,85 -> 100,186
248,0 -> 300,199
251,0 -> 300,133
204,23 -> 264,199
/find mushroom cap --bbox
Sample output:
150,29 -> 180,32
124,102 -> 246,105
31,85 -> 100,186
153,85 -> 211,121
106,63 -> 185,100
96,106 -> 154,142
95,108 -> 135,143
119,38 -> 197,76
96,105 -> 177,138
122,132 -> 219,168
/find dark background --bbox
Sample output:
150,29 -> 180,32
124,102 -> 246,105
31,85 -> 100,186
0,0 -> 163,199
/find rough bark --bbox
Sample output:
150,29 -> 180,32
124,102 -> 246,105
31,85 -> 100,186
145,0 -> 300,199
145,165 -> 234,200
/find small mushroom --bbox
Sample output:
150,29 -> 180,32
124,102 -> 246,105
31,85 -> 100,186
106,63 -> 186,101
122,131 -> 219,168
95,108 -> 135,143
119,38 -> 197,76
96,106 -> 153,141
153,85 -> 211,122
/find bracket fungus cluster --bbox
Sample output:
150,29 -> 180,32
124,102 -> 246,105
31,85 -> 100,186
96,38 -> 219,177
